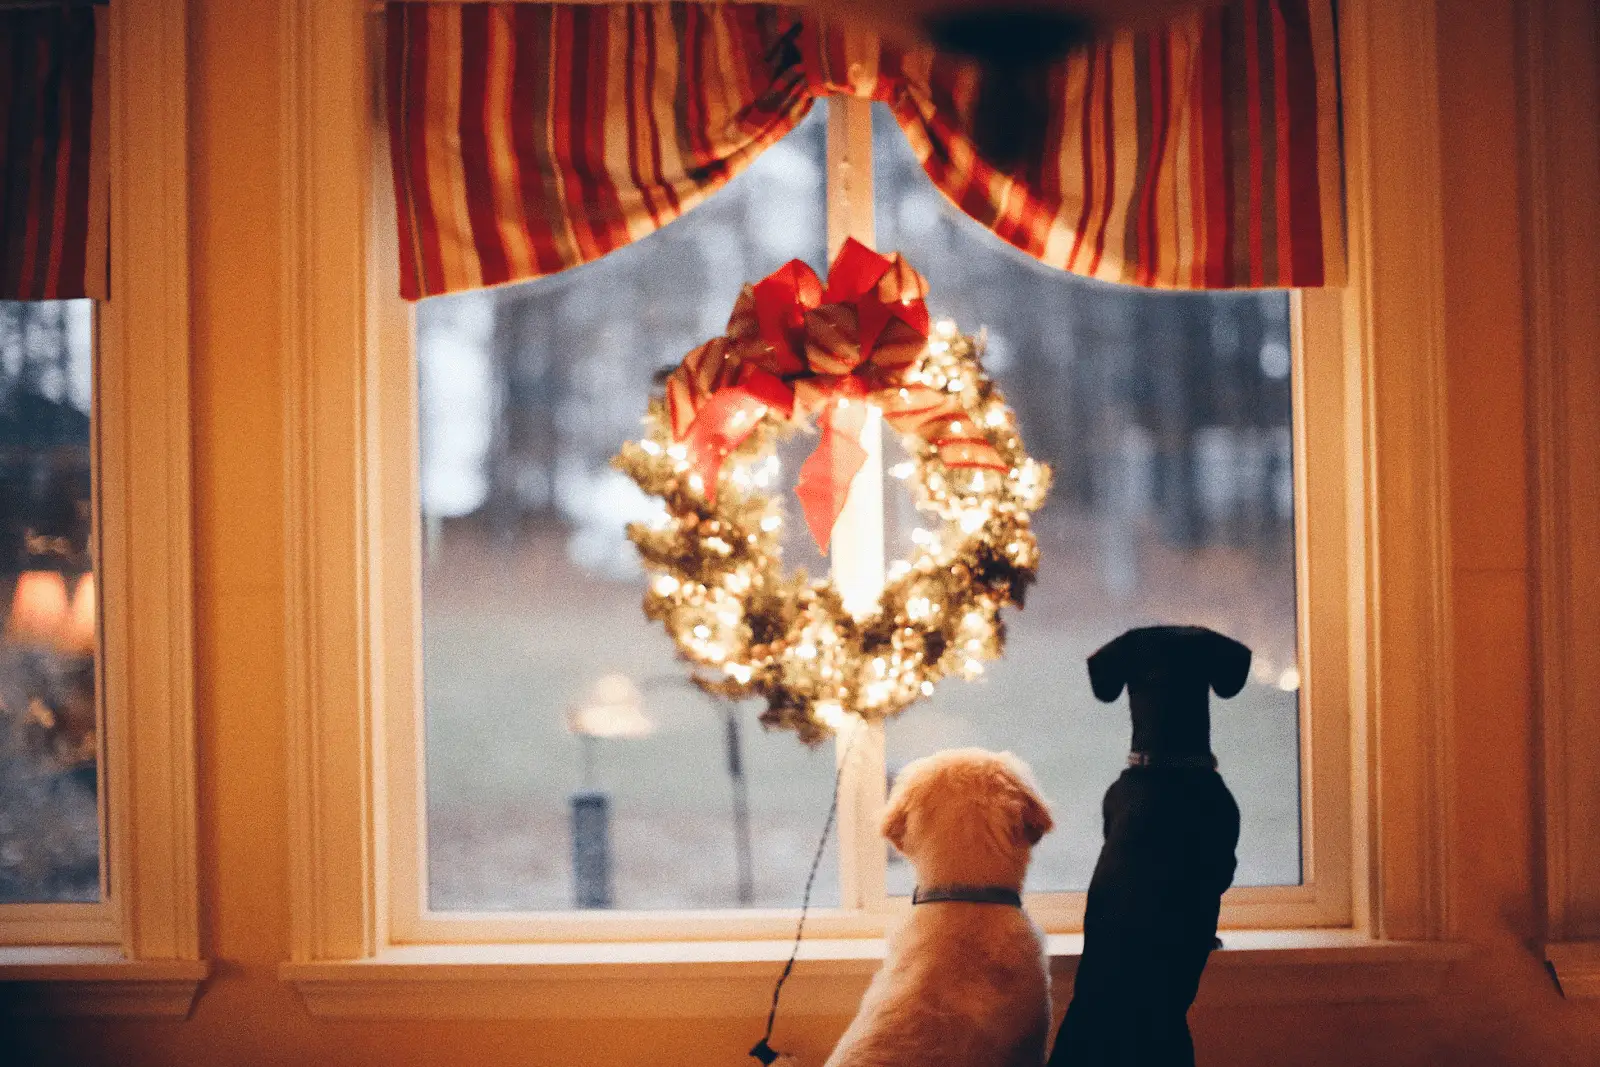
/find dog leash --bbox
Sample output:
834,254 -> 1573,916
749,728 -> 861,1067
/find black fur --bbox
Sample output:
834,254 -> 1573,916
1049,625 -> 1251,1067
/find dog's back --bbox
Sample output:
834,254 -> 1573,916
1053,767 -> 1239,1067
827,903 -> 1051,1067
1050,626 -> 1252,1067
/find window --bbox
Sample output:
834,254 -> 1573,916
288,0 -> 1467,1016
0,300 -> 100,907
394,98 -> 1339,938
414,110 -> 841,912
0,0 -> 201,1012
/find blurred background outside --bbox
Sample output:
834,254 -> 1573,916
415,104 -> 1301,912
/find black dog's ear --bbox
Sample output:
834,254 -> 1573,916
1086,634 -> 1129,703
1207,631 -> 1253,699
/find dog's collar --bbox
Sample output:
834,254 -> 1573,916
1128,750 -> 1218,770
911,884 -> 1023,907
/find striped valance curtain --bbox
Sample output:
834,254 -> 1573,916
0,6 -> 106,301
387,1 -> 1342,301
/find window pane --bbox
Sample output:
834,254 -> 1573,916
0,300 -> 100,904
871,105 -> 1302,892
419,110 -> 843,912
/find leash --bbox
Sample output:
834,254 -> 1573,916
750,728 -> 861,1067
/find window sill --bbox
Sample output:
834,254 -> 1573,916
0,946 -> 210,1017
281,930 -> 1469,1019
1545,941 -> 1600,998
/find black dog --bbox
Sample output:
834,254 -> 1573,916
1049,625 -> 1252,1067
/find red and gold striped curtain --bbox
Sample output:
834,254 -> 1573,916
387,1 -> 1342,301
0,6 -> 106,301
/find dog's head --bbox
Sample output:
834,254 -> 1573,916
1086,625 -> 1252,754
881,748 -> 1052,887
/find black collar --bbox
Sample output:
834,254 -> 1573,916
911,884 -> 1023,907
1127,750 -> 1218,770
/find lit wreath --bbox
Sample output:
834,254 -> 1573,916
614,240 -> 1051,743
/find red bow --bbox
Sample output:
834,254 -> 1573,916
665,239 -> 1005,553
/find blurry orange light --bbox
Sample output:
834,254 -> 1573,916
6,571 -> 69,646
62,572 -> 97,655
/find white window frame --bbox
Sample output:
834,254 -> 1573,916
283,0 -> 1465,1016
376,95 -> 1349,946
0,0 -> 203,1018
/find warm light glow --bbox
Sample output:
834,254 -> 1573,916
814,700 -> 855,733
567,674 -> 654,740
6,571 -> 69,647
652,574 -> 681,597
61,573 -> 97,655
1277,667 -> 1302,692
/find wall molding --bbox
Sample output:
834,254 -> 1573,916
1522,0 -> 1600,994
99,0 -> 200,969
1336,0 -> 1454,941
281,0 -> 383,964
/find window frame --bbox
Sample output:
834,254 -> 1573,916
374,93 -> 1350,945
283,0 -> 1461,1012
0,0 -> 204,1018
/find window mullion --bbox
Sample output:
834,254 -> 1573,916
824,96 -> 889,913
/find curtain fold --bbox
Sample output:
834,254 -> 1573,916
387,1 -> 1342,301
0,7 -> 105,302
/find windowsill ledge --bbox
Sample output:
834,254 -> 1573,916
1545,941 -> 1600,998
281,930 -> 1469,1019
0,946 -> 210,1017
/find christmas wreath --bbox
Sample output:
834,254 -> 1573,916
614,239 -> 1051,743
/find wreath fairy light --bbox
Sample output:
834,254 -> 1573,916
614,240 -> 1051,744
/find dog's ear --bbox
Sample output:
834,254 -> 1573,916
1014,785 -> 1053,847
881,778 -> 914,853
995,753 -> 1053,847
1206,630 -> 1253,699
1086,633 -> 1130,702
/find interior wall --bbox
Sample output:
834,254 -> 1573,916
8,0 -> 1600,1063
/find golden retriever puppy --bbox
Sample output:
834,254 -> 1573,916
825,748 -> 1054,1067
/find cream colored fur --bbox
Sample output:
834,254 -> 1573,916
824,748 -> 1054,1067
